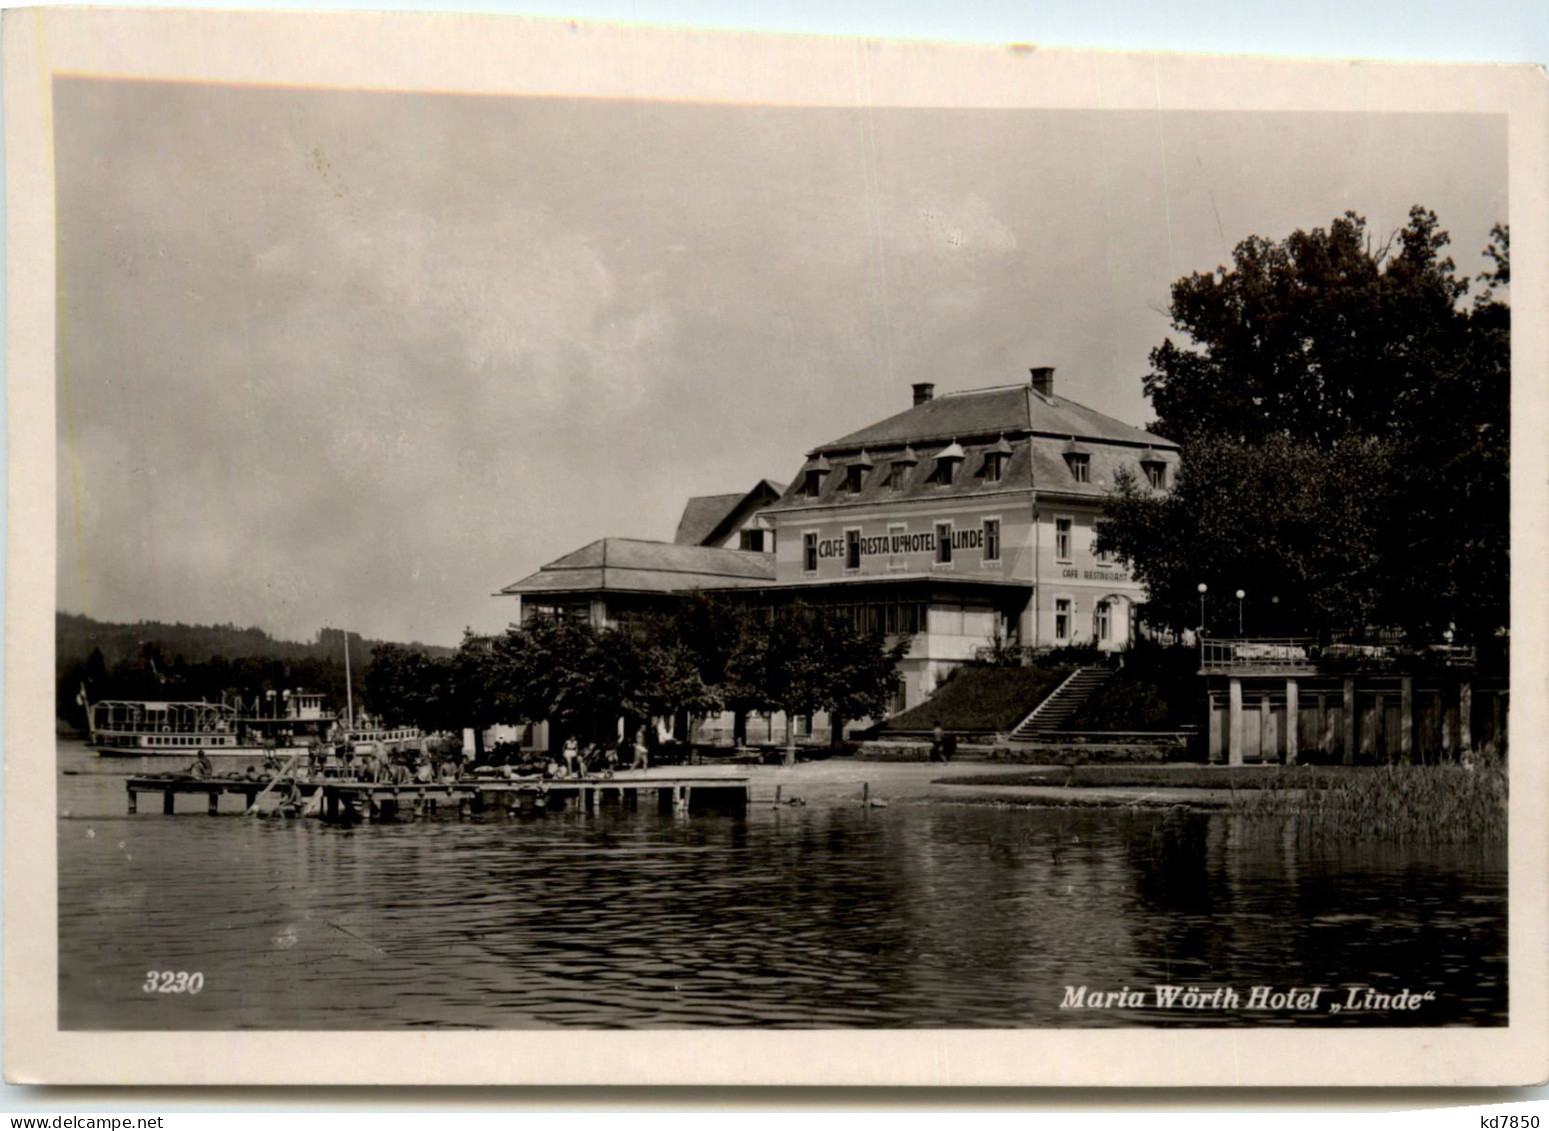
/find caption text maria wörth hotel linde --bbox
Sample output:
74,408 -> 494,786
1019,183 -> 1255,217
1061,985 -> 1439,1014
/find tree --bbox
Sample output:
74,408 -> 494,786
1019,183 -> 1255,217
1144,208 -> 1471,447
1098,437 -> 1394,636
1105,208 -> 1508,643
739,603 -> 912,754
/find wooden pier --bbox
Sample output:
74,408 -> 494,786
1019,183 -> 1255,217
124,775 -> 751,821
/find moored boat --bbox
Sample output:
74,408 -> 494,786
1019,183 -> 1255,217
86,689 -> 332,761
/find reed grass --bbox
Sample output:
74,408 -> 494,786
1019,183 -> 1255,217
1237,757 -> 1507,843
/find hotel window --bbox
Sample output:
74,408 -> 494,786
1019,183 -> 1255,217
984,518 -> 1001,562
803,469 -> 824,497
803,532 -> 818,572
1144,461 -> 1166,489
935,521 -> 953,565
983,453 -> 1006,483
887,462 -> 909,490
1092,536 -> 1110,565
1094,601 -> 1111,641
740,529 -> 769,552
888,523 -> 907,570
845,529 -> 861,571
1055,598 -> 1072,642
845,464 -> 867,493
1055,516 -> 1072,561
1067,454 -> 1090,483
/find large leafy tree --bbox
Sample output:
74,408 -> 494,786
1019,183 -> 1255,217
1102,209 -> 1507,643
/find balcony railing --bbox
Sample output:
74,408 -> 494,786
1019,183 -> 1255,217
1200,637 -> 1478,674
1199,637 -> 1318,672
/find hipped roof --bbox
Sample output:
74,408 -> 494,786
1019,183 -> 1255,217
498,538 -> 775,597
816,383 -> 1174,453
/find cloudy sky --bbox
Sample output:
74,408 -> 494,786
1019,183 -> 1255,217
54,79 -> 1506,645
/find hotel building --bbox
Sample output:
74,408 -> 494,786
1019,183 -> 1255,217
500,367 -> 1178,726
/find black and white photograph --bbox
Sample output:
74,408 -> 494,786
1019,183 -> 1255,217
5,8 -> 1547,1086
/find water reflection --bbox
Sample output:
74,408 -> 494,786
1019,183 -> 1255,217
56,744 -> 1506,1029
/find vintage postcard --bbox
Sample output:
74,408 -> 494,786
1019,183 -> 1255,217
5,7 -> 1547,1086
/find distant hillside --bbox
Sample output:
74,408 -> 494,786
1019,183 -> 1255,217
56,612 -> 454,730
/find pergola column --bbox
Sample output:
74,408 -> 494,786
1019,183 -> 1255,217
1343,678 -> 1357,766
1228,678 -> 1244,767
1285,679 -> 1299,765
1400,677 -> 1414,763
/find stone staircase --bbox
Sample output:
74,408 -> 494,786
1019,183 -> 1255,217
1008,665 -> 1112,741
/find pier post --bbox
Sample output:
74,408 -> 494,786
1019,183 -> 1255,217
584,786 -> 595,814
1342,679 -> 1357,765
862,781 -> 870,806
128,789 -> 137,815
163,790 -> 175,815
1227,678 -> 1244,766
1400,677 -> 1414,763
244,788 -> 258,810
774,784 -> 782,808
1285,680 -> 1299,765
458,793 -> 472,821
207,791 -> 219,815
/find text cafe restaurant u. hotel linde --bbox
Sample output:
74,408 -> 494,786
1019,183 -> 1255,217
502,367 -> 1180,713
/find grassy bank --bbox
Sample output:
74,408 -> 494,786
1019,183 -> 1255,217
935,761 -> 1507,842
1236,760 -> 1507,843
936,765 -> 1348,790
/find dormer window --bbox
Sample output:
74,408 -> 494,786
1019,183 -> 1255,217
1142,456 -> 1167,489
845,451 -> 874,494
888,446 -> 918,490
1063,438 -> 1091,483
983,436 -> 1013,483
801,455 -> 832,498
931,440 -> 965,487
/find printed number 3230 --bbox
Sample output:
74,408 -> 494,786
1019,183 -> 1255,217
143,971 -> 204,994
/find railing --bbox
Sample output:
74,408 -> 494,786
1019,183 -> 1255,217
1200,636 -> 1479,673
1199,637 -> 1318,672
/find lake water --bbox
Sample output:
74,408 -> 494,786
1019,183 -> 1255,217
56,741 -> 1507,1029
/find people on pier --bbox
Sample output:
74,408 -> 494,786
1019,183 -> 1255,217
415,758 -> 434,784
632,727 -> 651,772
561,735 -> 581,777
186,749 -> 213,779
243,764 -> 261,782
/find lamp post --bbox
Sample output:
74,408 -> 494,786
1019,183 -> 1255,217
1236,589 -> 1246,635
1197,582 -> 1208,636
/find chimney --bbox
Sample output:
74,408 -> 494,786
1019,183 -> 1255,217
912,382 -> 936,406
1030,367 -> 1055,398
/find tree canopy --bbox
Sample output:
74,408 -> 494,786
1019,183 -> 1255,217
1099,208 -> 1508,644
360,599 -> 910,752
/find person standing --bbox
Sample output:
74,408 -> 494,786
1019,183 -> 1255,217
929,724 -> 945,764
632,727 -> 651,772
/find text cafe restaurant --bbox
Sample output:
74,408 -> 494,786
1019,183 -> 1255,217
756,367 -> 1178,707
502,367 -> 1179,715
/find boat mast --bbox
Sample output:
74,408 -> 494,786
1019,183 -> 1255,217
343,630 -> 355,728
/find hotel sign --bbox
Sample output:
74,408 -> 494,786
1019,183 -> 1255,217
813,527 -> 986,560
1062,566 -> 1130,583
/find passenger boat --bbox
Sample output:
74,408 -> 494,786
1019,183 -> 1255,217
344,725 -> 423,753
86,690 -> 333,761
